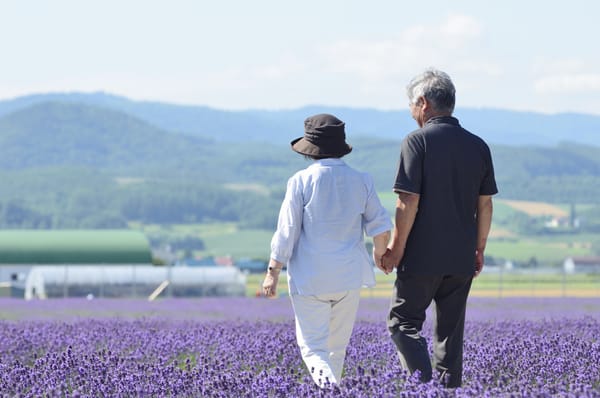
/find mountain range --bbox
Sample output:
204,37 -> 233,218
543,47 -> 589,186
1,92 -> 600,147
0,92 -> 599,229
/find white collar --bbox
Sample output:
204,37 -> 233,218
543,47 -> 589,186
312,158 -> 346,167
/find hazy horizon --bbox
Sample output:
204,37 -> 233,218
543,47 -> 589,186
2,1 -> 599,115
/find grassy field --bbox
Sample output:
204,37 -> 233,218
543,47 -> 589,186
485,238 -> 590,265
373,195 -> 596,265
134,222 -> 273,259
486,200 -> 596,264
132,197 -> 598,265
245,271 -> 600,298
500,199 -> 568,217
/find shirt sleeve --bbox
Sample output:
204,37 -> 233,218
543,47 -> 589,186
393,134 -> 424,194
479,143 -> 499,195
363,173 -> 393,237
270,175 -> 304,264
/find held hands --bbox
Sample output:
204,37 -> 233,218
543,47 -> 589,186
373,248 -> 390,274
374,247 -> 402,274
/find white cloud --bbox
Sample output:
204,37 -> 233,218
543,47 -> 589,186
318,13 -> 494,82
535,73 -> 600,93
202,13 -> 499,109
440,14 -> 483,41
401,14 -> 482,45
252,53 -> 307,80
532,58 -> 588,75
531,57 -> 600,94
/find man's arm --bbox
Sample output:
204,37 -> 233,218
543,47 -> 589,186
383,191 -> 419,272
475,195 -> 493,277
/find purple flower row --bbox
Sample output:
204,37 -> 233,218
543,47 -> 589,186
0,297 -> 598,397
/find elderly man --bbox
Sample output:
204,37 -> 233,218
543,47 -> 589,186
382,68 -> 497,388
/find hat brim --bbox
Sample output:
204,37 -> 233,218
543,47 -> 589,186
291,137 -> 352,157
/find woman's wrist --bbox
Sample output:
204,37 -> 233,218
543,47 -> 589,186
374,247 -> 390,258
267,265 -> 281,274
267,260 -> 283,274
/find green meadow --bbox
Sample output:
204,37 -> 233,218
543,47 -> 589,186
134,195 -> 598,267
130,194 -> 600,299
134,222 -> 273,259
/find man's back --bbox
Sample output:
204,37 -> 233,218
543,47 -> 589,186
394,116 -> 497,274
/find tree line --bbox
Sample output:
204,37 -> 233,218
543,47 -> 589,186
0,180 -> 283,230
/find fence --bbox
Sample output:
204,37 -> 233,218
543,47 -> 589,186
6,266 -> 599,299
468,266 -> 600,298
361,266 -> 600,298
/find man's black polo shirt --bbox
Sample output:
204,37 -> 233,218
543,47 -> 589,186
393,116 -> 498,275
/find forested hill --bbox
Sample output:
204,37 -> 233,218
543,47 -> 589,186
1,100 -> 599,188
0,100 -> 598,229
1,92 -> 600,147
0,102 -> 209,172
0,101 -> 299,184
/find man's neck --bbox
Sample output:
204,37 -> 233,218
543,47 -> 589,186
423,112 -> 452,125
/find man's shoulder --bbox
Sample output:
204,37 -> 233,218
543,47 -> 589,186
406,121 -> 452,140
460,126 -> 492,149
422,118 -> 490,146
403,128 -> 426,143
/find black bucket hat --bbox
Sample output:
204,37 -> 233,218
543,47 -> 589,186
291,113 -> 353,157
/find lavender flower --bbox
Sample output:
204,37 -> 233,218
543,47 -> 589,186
0,297 -> 598,397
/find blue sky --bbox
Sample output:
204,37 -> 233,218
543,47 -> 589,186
2,0 -> 599,114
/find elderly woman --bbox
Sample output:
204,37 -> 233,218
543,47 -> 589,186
262,113 -> 392,387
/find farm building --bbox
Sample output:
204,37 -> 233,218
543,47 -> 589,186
24,265 -> 246,299
0,230 -> 246,299
563,256 -> 600,274
0,229 -> 152,264
0,229 -> 152,293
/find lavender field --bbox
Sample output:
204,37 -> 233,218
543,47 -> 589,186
0,297 -> 599,397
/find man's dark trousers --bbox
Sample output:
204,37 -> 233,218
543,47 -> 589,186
387,273 -> 473,387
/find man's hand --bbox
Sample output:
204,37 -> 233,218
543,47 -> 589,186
382,245 -> 403,274
475,195 -> 493,278
474,248 -> 484,277
372,230 -> 392,274
373,248 -> 391,274
384,192 -> 418,274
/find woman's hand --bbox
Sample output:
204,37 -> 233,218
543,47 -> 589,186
262,259 -> 284,297
373,248 -> 391,274
262,270 -> 279,297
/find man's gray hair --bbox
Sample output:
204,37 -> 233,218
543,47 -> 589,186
406,68 -> 456,114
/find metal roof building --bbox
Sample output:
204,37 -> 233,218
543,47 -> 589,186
0,230 -> 246,299
24,265 -> 246,299
0,230 -> 152,264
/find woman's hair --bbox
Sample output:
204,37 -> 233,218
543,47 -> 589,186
406,68 -> 456,114
304,154 -> 343,161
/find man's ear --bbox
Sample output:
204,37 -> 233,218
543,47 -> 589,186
419,96 -> 430,111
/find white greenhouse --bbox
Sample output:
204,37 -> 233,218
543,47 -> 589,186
25,265 -> 247,300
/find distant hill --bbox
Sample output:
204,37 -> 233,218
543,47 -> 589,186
0,99 -> 598,229
0,102 -> 205,170
1,92 -> 599,147
0,100 -> 598,196
0,101 -> 304,183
